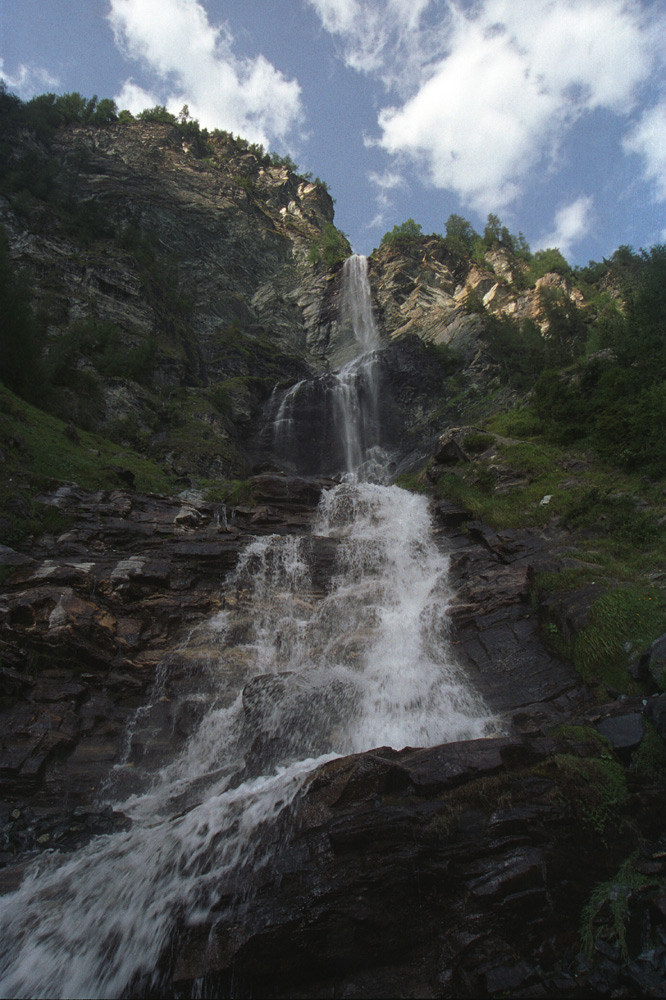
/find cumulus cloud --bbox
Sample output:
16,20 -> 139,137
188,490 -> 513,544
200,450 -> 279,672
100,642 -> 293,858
623,101 -> 666,201
0,58 -> 59,98
378,0 -> 655,212
536,196 -> 594,259
307,0 -> 433,83
108,0 -> 303,145
312,0 -> 660,214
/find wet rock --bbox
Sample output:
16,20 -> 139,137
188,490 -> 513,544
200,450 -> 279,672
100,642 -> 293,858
167,729 -> 665,998
432,499 -> 472,528
0,476 -> 331,816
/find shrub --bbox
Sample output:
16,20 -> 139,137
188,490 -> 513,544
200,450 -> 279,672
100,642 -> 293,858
540,753 -> 627,842
482,313 -> 572,389
380,218 -> 422,249
527,247 -> 572,283
424,340 -> 462,373
136,105 -> 177,125
462,431 -> 494,454
308,223 -> 350,268
581,856 -> 647,959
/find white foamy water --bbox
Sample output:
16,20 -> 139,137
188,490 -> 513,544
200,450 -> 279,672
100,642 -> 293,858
270,254 -> 388,481
0,256 -> 494,998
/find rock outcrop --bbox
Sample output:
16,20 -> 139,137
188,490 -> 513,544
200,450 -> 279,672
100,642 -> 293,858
168,722 -> 666,998
0,475 -> 335,837
369,238 -> 585,353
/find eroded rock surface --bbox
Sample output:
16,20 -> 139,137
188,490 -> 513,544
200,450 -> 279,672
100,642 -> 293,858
169,726 -> 666,998
0,475 -> 335,839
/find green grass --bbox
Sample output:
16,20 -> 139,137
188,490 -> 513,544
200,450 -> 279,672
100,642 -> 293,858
433,438 -> 568,529
486,403 -> 558,440
394,471 -> 429,493
0,383 -> 179,549
0,385 -> 175,493
573,586 -> 666,689
581,855 -> 650,960
424,420 -> 666,693
537,753 -> 627,843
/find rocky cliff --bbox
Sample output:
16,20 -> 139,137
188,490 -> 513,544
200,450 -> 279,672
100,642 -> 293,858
1,116 -> 348,478
1,111 -> 593,484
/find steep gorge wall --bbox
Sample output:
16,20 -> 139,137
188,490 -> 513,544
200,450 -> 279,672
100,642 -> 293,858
1,120 -> 346,477
1,116 -> 592,482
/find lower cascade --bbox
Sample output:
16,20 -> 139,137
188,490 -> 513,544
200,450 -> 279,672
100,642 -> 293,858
0,256 -> 493,998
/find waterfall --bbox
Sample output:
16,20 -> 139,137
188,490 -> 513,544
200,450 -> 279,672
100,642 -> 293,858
0,256 -> 494,998
270,254 -> 389,481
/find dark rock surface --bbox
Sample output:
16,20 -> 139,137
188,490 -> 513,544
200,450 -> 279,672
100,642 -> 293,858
1,475 -> 664,999
0,475 -> 334,838
439,513 -> 593,730
168,727 -> 666,998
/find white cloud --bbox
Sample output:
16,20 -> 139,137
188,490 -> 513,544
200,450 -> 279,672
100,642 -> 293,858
108,0 -> 303,145
623,101 -> 666,201
366,169 -> 406,228
536,195 -> 594,258
378,22 -> 559,212
365,211 -> 389,229
368,169 -> 404,198
0,58 -> 59,99
313,0 -> 660,214
307,0 -> 433,82
114,79 -> 159,114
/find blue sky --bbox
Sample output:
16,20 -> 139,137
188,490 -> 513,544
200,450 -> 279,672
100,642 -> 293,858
2,0 -> 666,265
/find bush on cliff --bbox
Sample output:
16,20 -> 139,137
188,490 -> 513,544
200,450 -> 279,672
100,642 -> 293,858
380,218 -> 422,249
308,222 -> 350,268
532,244 -> 666,476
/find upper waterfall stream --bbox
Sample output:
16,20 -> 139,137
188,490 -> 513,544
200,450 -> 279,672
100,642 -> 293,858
0,256 -> 494,999
271,255 -> 389,482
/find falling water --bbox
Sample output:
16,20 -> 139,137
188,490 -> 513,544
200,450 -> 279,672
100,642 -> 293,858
0,256 -> 494,998
271,254 -> 389,481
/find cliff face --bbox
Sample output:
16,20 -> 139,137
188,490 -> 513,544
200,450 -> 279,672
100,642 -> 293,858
1,115 -> 594,483
370,238 -> 584,355
1,120 -> 344,477
2,113 -> 666,1000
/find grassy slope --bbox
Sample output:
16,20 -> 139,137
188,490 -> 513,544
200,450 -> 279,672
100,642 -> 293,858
0,383 -> 179,551
400,410 -> 666,696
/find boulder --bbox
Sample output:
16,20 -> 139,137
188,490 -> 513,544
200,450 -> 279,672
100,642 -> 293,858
595,713 -> 644,750
433,429 -> 469,464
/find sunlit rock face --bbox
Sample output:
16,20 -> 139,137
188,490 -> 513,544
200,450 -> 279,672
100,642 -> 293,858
369,238 -> 585,353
